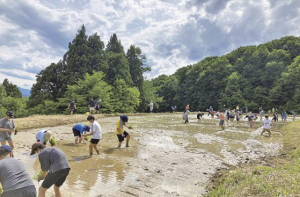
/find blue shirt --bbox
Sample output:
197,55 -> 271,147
73,124 -> 85,133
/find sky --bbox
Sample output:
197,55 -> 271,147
0,0 -> 300,90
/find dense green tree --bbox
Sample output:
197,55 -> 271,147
2,79 -> 22,98
106,33 -> 124,53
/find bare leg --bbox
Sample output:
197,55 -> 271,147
93,144 -> 100,154
89,143 -> 93,156
118,141 -> 122,148
74,136 -> 79,144
38,186 -> 47,197
54,185 -> 62,197
7,140 -> 14,150
126,135 -> 130,147
0,141 -> 6,146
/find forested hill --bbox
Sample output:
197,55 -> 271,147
151,36 -> 300,113
23,25 -> 300,115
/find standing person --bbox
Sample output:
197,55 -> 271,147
83,116 -> 102,156
150,101 -> 154,113
290,110 -> 296,121
261,116 -> 272,137
219,111 -> 225,130
116,115 -> 131,148
245,106 -> 248,113
95,99 -> 101,114
259,110 -> 264,121
0,145 -> 36,197
35,130 -> 52,146
88,98 -> 95,115
72,124 -> 90,144
183,109 -> 190,123
0,111 -> 15,151
236,110 -> 240,122
282,111 -> 287,122
68,100 -> 76,116
30,143 -> 70,197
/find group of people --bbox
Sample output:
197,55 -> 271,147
67,98 -> 102,116
0,110 -> 132,197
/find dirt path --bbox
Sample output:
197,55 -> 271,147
12,113 -> 284,197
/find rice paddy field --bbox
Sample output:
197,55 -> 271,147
11,113 -> 292,197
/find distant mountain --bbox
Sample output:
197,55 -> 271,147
18,87 -> 31,97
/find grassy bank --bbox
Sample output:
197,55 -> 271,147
206,121 -> 300,197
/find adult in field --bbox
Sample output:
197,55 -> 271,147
72,124 -> 90,144
95,99 -> 101,114
197,112 -> 204,122
0,145 -> 36,197
83,115 -> 102,156
259,109 -> 264,121
245,106 -> 248,113
183,110 -> 190,123
150,101 -> 154,113
219,111 -> 225,130
290,110 -> 296,121
282,111 -> 287,122
35,130 -> 52,146
116,115 -> 131,148
261,116 -> 271,137
30,142 -> 70,197
68,100 -> 76,116
88,98 -> 95,115
0,111 -> 15,151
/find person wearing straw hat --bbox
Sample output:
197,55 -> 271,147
35,130 -> 52,146
30,142 -> 70,197
0,111 -> 16,151
0,145 -> 36,197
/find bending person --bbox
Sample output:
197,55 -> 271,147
35,130 -> 52,146
72,124 -> 90,144
116,115 -> 131,148
30,142 -> 70,197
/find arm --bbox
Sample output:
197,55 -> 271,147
38,171 -> 48,181
74,104 -> 77,109
0,127 -> 14,132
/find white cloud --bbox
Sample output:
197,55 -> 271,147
0,0 -> 299,90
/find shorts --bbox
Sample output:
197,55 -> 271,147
90,138 -> 100,144
90,107 -> 95,111
42,168 -> 70,189
72,128 -> 81,137
117,131 -> 129,142
262,128 -> 271,133
0,136 -> 13,142
95,106 -> 100,110
69,108 -> 74,112
219,120 -> 224,125
1,185 -> 37,197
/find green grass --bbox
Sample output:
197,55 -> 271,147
206,121 -> 300,197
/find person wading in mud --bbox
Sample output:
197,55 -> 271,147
0,111 -> 16,153
35,130 -> 52,146
83,115 -> 102,156
30,142 -> 70,197
116,115 -> 131,148
219,111 -> 225,130
0,145 -> 36,197
72,123 -> 90,144
261,115 -> 272,137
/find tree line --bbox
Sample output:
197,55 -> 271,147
1,26 -> 300,117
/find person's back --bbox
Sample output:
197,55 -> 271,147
38,147 -> 69,173
89,99 -> 95,107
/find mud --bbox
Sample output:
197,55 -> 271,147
12,113 -> 286,197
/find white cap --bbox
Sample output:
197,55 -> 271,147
44,130 -> 52,140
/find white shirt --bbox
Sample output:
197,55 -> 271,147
91,121 -> 102,139
36,130 -> 47,144
263,119 -> 271,129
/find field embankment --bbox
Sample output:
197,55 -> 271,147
206,120 -> 300,197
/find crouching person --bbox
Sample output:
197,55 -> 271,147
30,142 -> 70,197
0,145 -> 36,197
116,115 -> 131,148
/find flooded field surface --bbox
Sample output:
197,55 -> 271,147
13,113 -> 286,196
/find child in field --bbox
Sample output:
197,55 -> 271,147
83,116 -> 101,156
72,123 -> 90,144
219,111 -> 225,130
261,116 -> 271,136
116,115 -> 131,148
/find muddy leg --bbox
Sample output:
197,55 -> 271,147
126,135 -> 130,147
54,185 -> 62,197
93,144 -> 100,154
89,143 -> 93,156
74,136 -> 79,144
118,141 -> 122,148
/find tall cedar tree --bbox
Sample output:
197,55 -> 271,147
2,79 -> 22,98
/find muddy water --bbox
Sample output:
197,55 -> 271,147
14,113 -> 285,197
